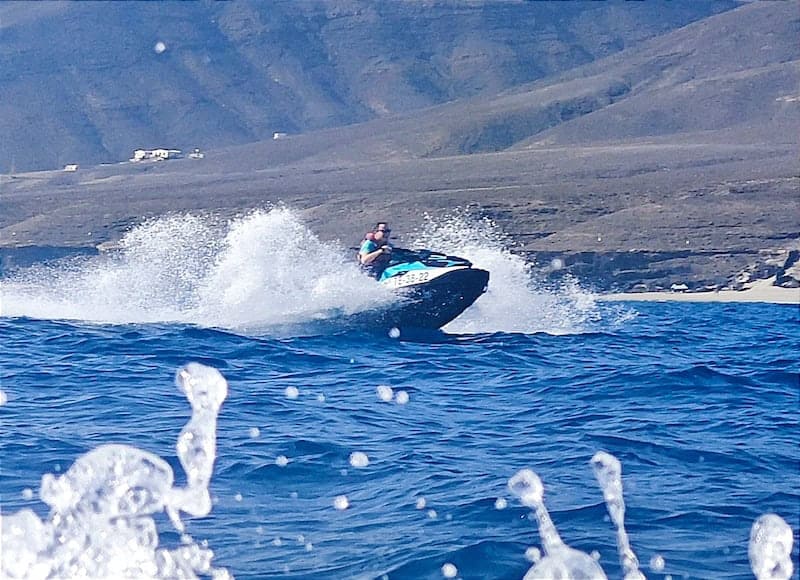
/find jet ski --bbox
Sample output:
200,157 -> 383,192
367,247 -> 489,330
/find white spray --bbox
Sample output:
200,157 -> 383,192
0,363 -> 230,579
409,211 -> 608,334
1,207 -> 620,334
0,209 -> 392,329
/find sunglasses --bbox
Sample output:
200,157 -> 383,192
376,229 -> 391,234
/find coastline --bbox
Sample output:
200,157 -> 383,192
600,277 -> 799,305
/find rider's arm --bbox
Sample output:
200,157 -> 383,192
359,245 -> 388,265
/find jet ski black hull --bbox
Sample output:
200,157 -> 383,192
372,267 -> 489,330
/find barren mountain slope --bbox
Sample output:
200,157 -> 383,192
0,0 -> 736,172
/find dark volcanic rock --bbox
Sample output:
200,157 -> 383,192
530,248 -> 800,293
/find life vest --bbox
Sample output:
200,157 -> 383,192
356,232 -> 390,278
355,232 -> 376,261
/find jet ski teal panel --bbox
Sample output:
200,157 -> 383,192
379,248 -> 474,281
380,261 -> 427,281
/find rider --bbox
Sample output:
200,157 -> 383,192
358,222 -> 393,279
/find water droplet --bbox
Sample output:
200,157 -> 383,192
234,493 -> 242,502
441,562 -> 458,578
508,469 -> 543,507
275,455 -> 289,467
395,390 -> 409,405
316,393 -> 326,403
415,497 -> 426,509
248,427 -> 260,438
376,385 -> 393,402
154,41 -> 167,54
333,495 -> 349,510
21,488 -> 33,500
650,554 -> 666,572
284,386 -> 299,400
349,451 -> 369,468
0,390 -> 7,406
272,537 -> 282,547
494,497 -> 507,510
427,509 -> 438,519
388,327 -> 401,338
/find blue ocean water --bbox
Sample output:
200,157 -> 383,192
1,211 -> 798,579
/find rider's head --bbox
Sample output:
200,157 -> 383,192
374,222 -> 391,243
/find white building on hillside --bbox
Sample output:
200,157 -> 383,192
131,148 -> 182,161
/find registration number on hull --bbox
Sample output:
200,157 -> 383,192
385,270 -> 430,289
382,266 -> 467,289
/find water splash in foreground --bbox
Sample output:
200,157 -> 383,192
508,469 -> 607,579
591,452 -> 644,580
1,363 -> 794,579
749,514 -> 795,580
509,454 -> 795,580
0,363 -> 229,579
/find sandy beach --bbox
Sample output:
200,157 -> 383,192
601,277 -> 799,305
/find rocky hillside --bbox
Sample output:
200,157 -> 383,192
0,0 -> 736,173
